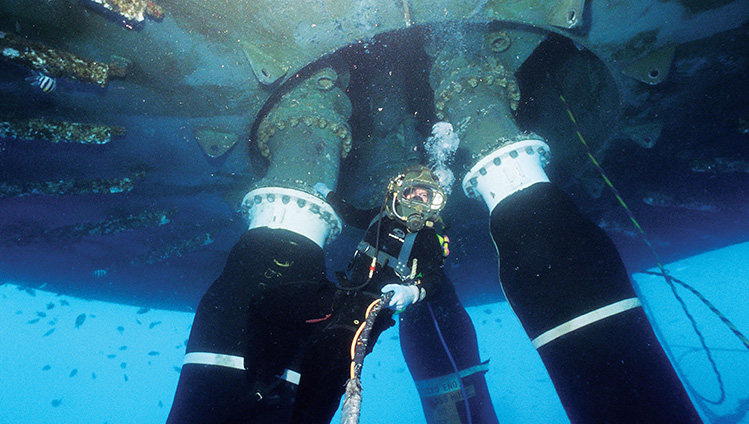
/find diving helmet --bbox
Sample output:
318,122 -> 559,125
385,165 -> 447,232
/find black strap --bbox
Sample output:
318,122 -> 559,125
356,230 -> 417,279
395,232 -> 418,278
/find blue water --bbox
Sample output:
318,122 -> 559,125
1,3 -> 748,422
2,241 -> 747,423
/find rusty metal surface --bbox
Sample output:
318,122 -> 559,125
1,0 -> 746,141
0,0 -> 747,308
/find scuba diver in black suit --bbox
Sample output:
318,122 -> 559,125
310,164 -> 499,424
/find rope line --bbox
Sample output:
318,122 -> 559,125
558,92 -> 749,405
427,302 -> 473,424
559,92 -> 748,350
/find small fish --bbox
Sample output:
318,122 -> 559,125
691,157 -> 749,174
148,351 -> 160,356
59,299 -> 70,306
149,320 -> 162,329
37,311 -> 47,318
107,354 -> 116,359
26,71 -> 56,93
119,345 -> 127,350
173,366 -> 181,373
93,269 -> 107,278
158,400 -> 163,408
137,307 -> 150,314
46,302 -> 55,310
92,372 -> 97,379
117,326 -> 125,334
642,192 -> 719,213
43,328 -> 55,337
120,362 -> 127,369
74,314 -> 86,329
42,365 -> 51,371
27,318 -> 40,324
598,218 -> 639,239
51,398 -> 62,407
69,368 -> 78,378
124,374 -> 129,382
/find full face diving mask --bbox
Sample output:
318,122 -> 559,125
386,165 -> 447,232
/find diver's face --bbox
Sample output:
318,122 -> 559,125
404,187 -> 430,204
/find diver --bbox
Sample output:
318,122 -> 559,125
309,164 -> 499,424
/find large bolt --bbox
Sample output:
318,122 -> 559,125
488,31 -> 511,53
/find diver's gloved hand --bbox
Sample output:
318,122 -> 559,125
381,283 -> 425,312
314,182 -> 332,198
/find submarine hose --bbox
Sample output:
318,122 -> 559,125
558,92 -> 749,353
341,292 -> 393,424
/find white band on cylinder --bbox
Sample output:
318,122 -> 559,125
462,139 -> 551,213
242,187 -> 342,248
183,352 -> 245,370
279,368 -> 301,385
531,297 -> 643,349
184,352 -> 301,386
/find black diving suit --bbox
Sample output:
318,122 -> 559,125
301,191 -> 499,424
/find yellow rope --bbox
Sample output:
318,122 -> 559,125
558,93 -> 748,352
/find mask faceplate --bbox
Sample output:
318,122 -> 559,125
386,166 -> 446,231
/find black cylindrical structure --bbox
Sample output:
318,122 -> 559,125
490,182 -> 701,423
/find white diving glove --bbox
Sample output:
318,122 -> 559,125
314,182 -> 332,198
381,283 -> 426,313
